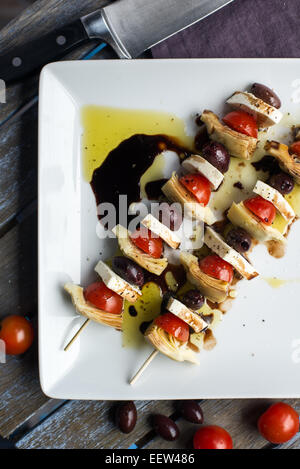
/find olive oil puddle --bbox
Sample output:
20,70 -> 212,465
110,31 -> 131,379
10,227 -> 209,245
263,277 -> 300,289
82,106 -> 193,182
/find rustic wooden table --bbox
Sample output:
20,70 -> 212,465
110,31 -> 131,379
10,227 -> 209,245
0,0 -> 299,450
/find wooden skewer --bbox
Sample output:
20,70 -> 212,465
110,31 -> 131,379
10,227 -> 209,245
129,350 -> 159,385
64,318 -> 90,351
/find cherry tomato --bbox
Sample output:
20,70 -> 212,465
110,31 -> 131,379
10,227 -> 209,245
193,425 -> 233,449
0,315 -> 34,355
179,173 -> 211,206
155,312 -> 189,342
223,111 -> 258,138
258,402 -> 299,444
130,228 -> 163,259
244,195 -> 276,225
290,141 -> 300,157
199,254 -> 234,283
84,281 -> 123,315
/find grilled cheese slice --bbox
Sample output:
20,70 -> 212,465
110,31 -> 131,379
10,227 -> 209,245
227,91 -> 282,128
253,180 -> 295,222
166,297 -> 208,333
141,214 -> 181,249
204,227 -> 258,280
182,154 -> 224,190
94,260 -> 142,303
201,110 -> 257,160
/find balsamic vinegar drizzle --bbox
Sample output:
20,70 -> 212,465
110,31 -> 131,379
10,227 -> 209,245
91,134 -> 190,224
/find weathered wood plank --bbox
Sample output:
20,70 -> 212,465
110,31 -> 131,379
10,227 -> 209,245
0,106 -> 37,230
144,399 -> 300,450
0,211 -> 50,438
16,400 -> 174,449
0,209 -> 37,317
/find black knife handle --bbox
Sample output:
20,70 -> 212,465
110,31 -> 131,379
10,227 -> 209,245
0,20 -> 90,83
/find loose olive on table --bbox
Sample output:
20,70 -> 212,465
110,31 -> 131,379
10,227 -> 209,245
115,401 -> 137,434
152,414 -> 180,441
251,83 -> 281,109
178,400 -> 204,424
226,227 -> 252,253
202,141 -> 230,174
181,290 -> 204,310
268,171 -> 294,195
112,256 -> 144,287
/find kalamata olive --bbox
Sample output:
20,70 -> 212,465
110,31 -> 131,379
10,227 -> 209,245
226,227 -> 252,253
182,290 -> 204,310
178,400 -> 204,424
155,203 -> 182,231
112,257 -> 144,287
251,83 -> 281,109
115,401 -> 137,434
202,141 -> 230,174
153,414 -> 180,441
268,172 -> 294,195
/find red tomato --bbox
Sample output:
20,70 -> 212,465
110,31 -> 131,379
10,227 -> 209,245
130,228 -> 163,259
290,141 -> 300,157
199,255 -> 234,283
0,315 -> 34,355
155,312 -> 189,342
244,195 -> 276,225
223,111 -> 258,138
193,425 -> 233,449
258,402 -> 299,444
84,281 -> 123,315
179,173 -> 211,206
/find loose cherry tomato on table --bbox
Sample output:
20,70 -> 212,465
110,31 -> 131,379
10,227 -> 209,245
193,425 -> 233,449
199,254 -> 234,283
223,111 -> 258,138
258,402 -> 299,444
155,312 -> 189,342
84,281 -> 123,315
290,141 -> 300,157
130,228 -> 163,259
179,173 -> 211,206
0,315 -> 34,355
244,195 -> 276,225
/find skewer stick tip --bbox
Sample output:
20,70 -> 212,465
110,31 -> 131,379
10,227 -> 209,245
64,318 -> 90,351
129,349 -> 159,385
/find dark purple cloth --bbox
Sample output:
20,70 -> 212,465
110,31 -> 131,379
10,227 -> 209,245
152,0 -> 300,58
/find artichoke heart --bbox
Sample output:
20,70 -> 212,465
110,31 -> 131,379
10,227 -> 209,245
64,283 -> 122,330
113,224 -> 168,276
227,201 -> 286,243
180,251 -> 229,303
145,324 -> 199,364
265,140 -> 300,184
201,110 -> 257,160
162,172 -> 217,225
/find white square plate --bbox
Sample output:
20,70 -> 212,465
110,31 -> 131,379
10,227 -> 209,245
39,59 -> 300,400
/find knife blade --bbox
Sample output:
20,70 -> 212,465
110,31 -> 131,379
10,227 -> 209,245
0,0 -> 234,83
